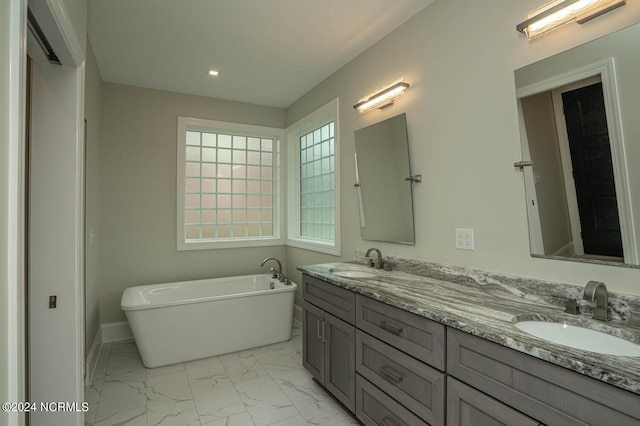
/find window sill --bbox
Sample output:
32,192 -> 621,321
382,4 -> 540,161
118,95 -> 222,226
177,237 -> 284,251
286,237 -> 340,256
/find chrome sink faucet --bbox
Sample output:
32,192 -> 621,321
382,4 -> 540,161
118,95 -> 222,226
583,280 -> 608,322
365,248 -> 384,269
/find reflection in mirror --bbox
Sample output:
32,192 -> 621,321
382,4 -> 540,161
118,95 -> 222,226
515,23 -> 640,267
354,113 -> 415,244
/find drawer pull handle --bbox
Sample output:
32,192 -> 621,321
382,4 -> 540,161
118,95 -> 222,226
381,416 -> 398,426
379,366 -> 404,383
322,321 -> 327,343
316,319 -> 323,341
380,321 -> 403,335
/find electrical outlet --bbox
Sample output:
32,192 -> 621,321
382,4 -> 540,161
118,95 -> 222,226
455,228 -> 475,250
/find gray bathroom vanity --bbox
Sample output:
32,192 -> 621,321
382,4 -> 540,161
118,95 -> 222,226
299,259 -> 640,426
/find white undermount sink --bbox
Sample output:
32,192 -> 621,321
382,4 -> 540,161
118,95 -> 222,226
514,321 -> 640,357
331,270 -> 376,278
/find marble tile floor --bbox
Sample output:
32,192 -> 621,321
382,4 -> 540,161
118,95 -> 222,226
84,324 -> 360,426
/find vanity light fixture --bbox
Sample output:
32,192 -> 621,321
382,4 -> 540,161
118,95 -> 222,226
517,0 -> 626,39
353,79 -> 410,114
207,69 -> 220,77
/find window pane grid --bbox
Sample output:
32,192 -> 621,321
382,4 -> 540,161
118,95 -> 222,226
185,130 -> 275,240
300,122 -> 334,241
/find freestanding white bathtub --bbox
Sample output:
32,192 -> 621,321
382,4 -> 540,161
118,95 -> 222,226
121,274 -> 297,368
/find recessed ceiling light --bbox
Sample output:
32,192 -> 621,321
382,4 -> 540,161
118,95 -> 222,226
207,69 -> 219,77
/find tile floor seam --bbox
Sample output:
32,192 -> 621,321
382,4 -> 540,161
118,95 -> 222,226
181,363 -> 203,424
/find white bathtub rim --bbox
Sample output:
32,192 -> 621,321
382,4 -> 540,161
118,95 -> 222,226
121,276 -> 297,311
121,285 -> 297,311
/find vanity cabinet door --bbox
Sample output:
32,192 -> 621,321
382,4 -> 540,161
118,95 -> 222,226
302,299 -> 356,413
324,312 -> 356,412
302,301 -> 324,383
447,377 -> 540,426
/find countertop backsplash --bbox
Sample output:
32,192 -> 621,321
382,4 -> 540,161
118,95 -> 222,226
352,250 -> 640,323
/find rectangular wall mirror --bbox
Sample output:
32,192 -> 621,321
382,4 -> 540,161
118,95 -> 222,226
354,113 -> 416,244
515,23 -> 640,268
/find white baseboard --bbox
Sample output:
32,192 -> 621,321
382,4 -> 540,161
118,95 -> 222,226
293,303 -> 302,326
85,327 -> 103,385
101,321 -> 134,343
98,308 -> 301,345
85,322 -> 132,385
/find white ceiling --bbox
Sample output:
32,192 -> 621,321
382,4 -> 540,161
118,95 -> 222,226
87,0 -> 434,108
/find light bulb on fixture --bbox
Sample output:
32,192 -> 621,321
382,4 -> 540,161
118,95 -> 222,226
517,0 -> 626,39
353,79 -> 410,114
208,69 -> 220,77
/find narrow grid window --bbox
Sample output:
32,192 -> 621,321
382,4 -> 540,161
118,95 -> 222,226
299,122 -> 335,242
179,119 -> 280,249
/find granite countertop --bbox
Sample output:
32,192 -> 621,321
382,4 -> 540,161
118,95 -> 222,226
297,261 -> 640,396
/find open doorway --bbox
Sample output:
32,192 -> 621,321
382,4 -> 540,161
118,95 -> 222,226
552,77 -> 623,261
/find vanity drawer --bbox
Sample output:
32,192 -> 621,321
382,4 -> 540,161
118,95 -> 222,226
356,294 -> 445,370
355,374 -> 429,426
447,377 -> 540,426
447,328 -> 640,426
302,274 -> 355,324
356,330 -> 445,425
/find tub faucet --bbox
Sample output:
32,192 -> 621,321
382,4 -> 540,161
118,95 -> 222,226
261,257 -> 282,278
583,280 -> 608,322
365,248 -> 384,269
261,257 -> 286,282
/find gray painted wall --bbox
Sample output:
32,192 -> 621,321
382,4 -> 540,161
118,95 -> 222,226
521,92 -> 572,255
284,0 -> 640,294
98,83 -> 287,323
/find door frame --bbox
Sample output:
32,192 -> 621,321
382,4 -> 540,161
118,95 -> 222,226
6,1 -> 28,425
20,0 -> 85,425
516,58 -> 637,264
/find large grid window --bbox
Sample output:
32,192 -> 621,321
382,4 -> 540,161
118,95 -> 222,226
177,117 -> 281,250
286,98 -> 339,255
299,123 -> 335,241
